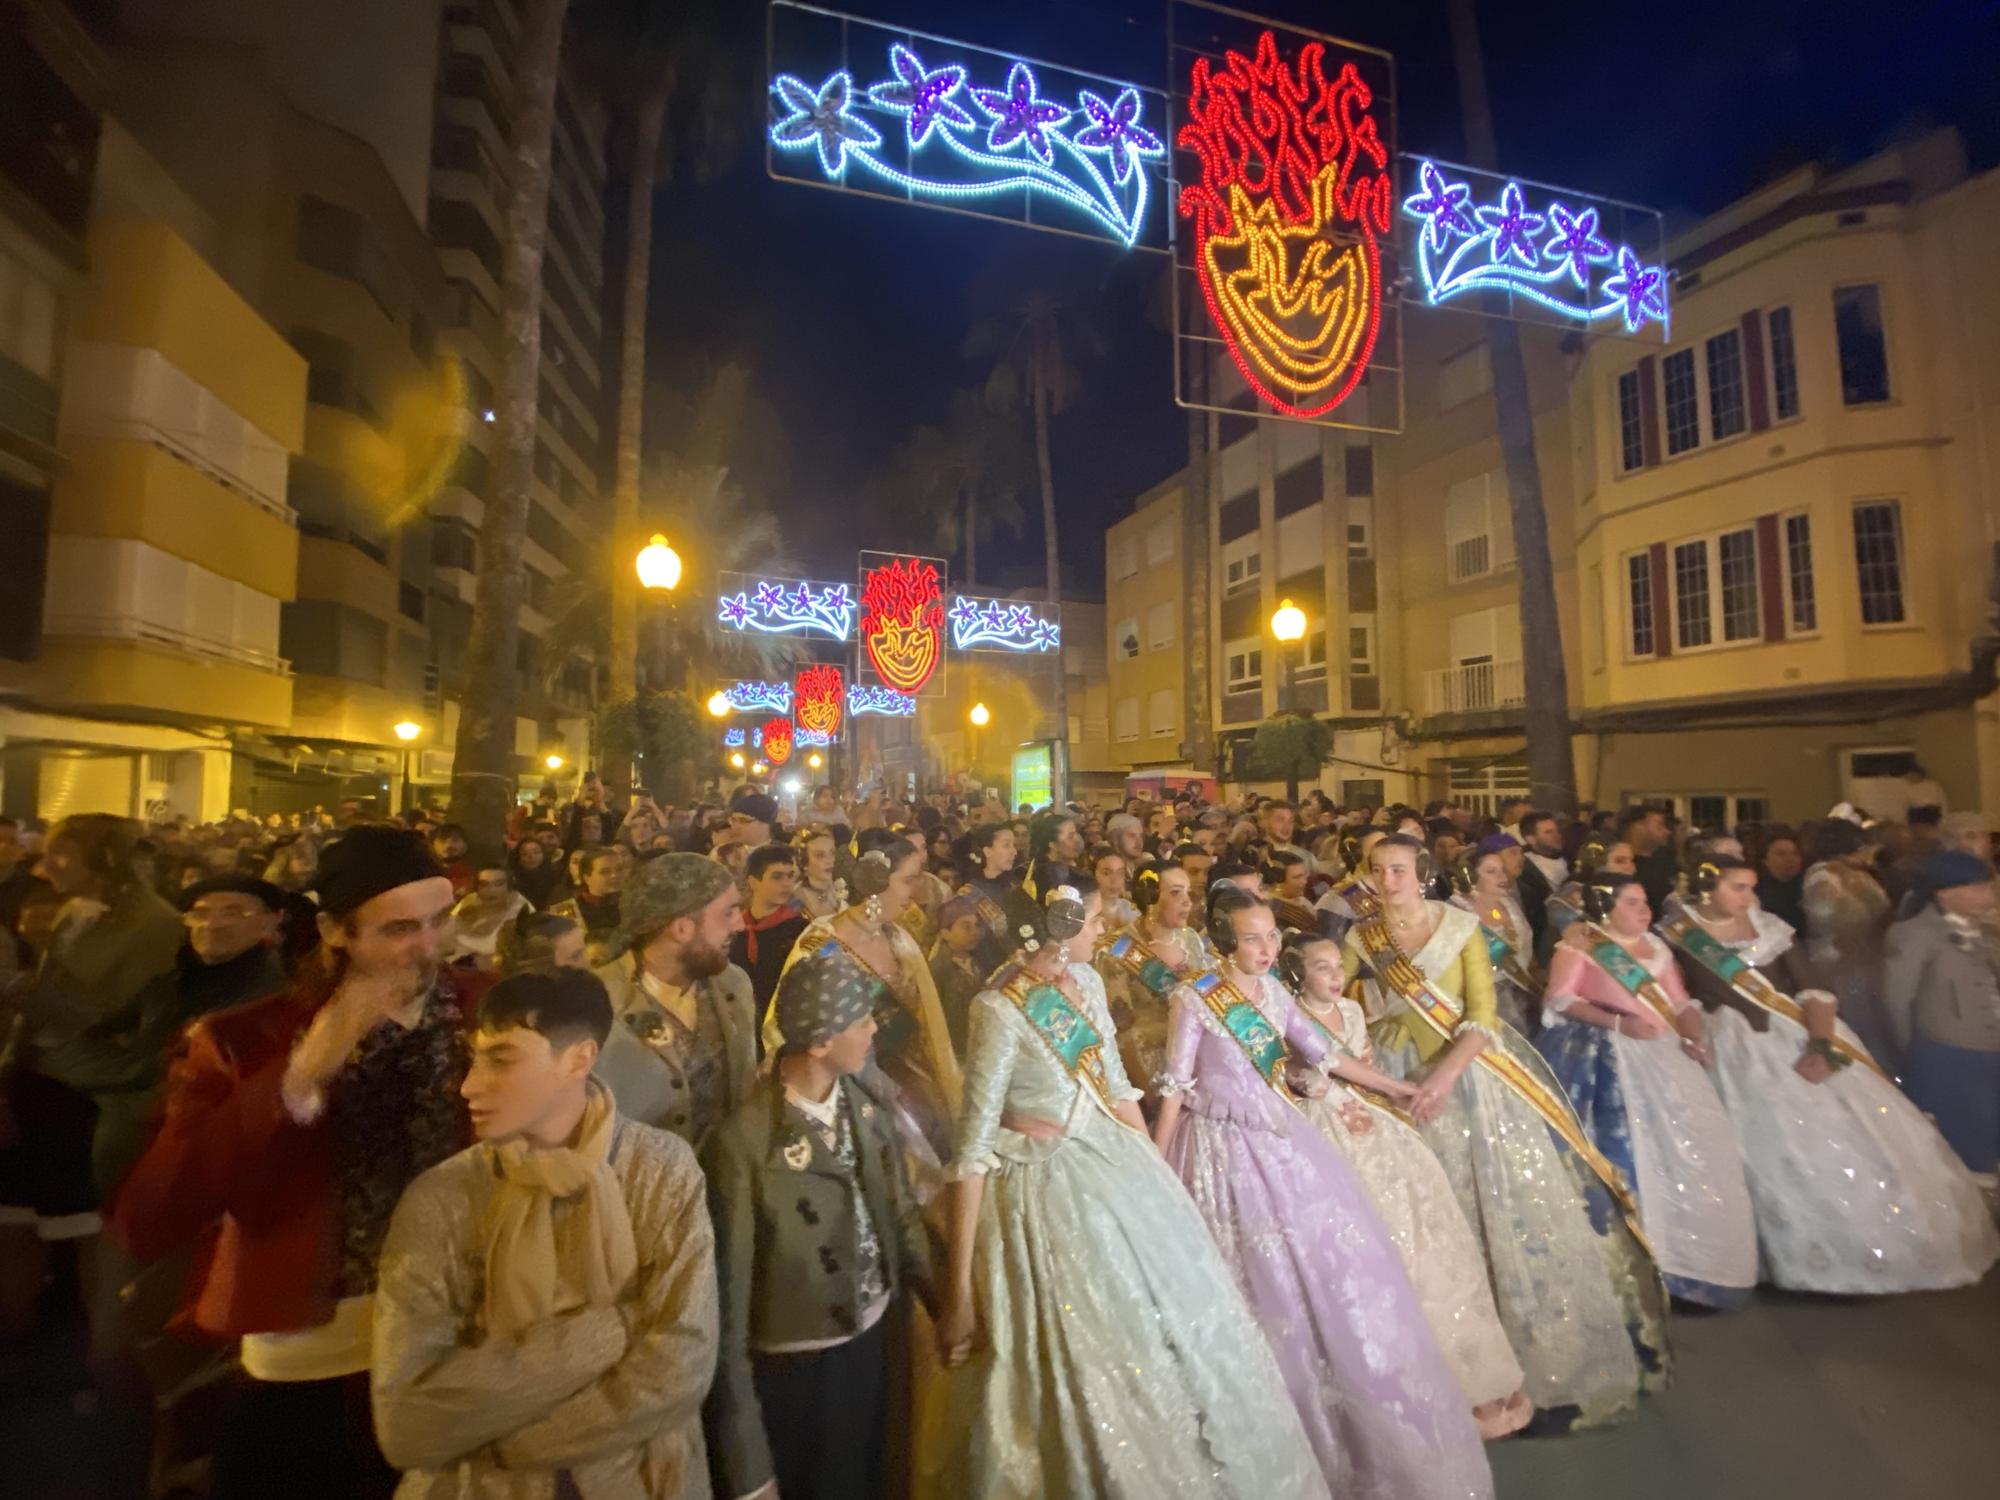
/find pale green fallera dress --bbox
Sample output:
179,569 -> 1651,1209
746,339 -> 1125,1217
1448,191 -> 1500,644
930,962 -> 1328,1500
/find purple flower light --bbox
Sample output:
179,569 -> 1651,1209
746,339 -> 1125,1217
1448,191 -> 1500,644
718,594 -> 753,628
771,71 -> 883,177
1073,88 -> 1163,185
971,62 -> 1070,165
1477,182 -> 1546,268
1543,203 -> 1612,288
753,580 -> 787,611
867,45 -> 975,148
1401,161 -> 1476,252
1604,247 -> 1669,331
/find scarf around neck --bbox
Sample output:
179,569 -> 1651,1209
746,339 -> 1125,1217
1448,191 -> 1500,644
483,1079 -> 637,1339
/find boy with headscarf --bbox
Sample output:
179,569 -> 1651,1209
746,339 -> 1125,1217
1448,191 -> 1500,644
703,945 -> 935,1500
372,968 -> 717,1497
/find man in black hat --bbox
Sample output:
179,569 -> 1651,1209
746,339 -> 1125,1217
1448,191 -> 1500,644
42,875 -> 288,1196
113,826 -> 485,1500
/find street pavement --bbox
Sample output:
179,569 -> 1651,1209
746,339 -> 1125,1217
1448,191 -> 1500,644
1493,1275 -> 2000,1499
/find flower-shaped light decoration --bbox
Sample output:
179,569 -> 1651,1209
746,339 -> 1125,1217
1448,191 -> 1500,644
1477,182 -> 1545,268
1603,246 -> 1670,333
1543,203 -> 1612,288
867,44 -> 975,147
1401,160 -> 1476,252
970,61 -> 1070,164
770,71 -> 883,177
1073,88 -> 1164,185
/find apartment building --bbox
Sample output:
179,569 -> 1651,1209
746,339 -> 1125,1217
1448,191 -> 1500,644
0,4 -> 308,822
1108,131 -> 2000,824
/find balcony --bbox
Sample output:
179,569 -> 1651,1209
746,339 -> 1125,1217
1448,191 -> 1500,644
1425,658 -> 1525,716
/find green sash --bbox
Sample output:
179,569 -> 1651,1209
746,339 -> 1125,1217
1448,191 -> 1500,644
997,970 -> 1117,1110
1103,931 -> 1185,996
1188,970 -> 1291,1096
1580,927 -> 1681,1027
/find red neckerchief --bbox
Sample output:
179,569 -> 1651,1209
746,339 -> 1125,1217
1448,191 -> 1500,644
741,905 -> 798,966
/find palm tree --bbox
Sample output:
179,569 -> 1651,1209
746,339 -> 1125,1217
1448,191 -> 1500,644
883,389 -> 1027,584
1449,0 -> 1578,813
965,294 -> 1103,795
447,0 -> 571,855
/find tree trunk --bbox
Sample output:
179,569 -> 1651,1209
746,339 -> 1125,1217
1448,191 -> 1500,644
1183,349 -> 1216,778
1033,353 -> 1070,805
1449,0 -> 1578,814
447,0 -> 571,860
603,75 -> 672,805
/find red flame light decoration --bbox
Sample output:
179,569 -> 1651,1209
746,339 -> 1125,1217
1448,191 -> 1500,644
1177,31 -> 1391,418
859,557 -> 944,695
762,717 -> 794,765
795,664 -> 845,738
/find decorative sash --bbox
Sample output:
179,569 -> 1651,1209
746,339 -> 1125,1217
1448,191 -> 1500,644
1576,925 -> 1681,1029
1334,878 -> 1383,923
1352,915 -> 1646,1232
1102,929 -> 1190,997
995,970 -> 1117,1113
1480,915 -> 1542,998
1185,969 -> 1292,1098
1298,1004 -> 1417,1128
1660,917 -> 1890,1082
956,883 -> 1010,937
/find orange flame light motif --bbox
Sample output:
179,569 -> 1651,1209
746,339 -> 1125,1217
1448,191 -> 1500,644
762,717 -> 794,765
860,557 -> 944,695
795,664 -> 845,738
1178,32 -> 1391,419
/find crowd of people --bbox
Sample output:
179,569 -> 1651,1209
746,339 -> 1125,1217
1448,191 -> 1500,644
0,773 -> 1996,1499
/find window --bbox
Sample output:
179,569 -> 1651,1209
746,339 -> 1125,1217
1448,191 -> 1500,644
398,581 -> 425,623
1148,689 -> 1177,737
1344,446 -> 1374,496
1347,621 -> 1375,675
1627,552 -> 1657,658
1218,490 -> 1259,541
1273,459 -> 1321,519
1852,500 -> 1907,624
1662,348 -> 1700,455
1783,512 -> 1817,634
1670,527 -> 1762,651
1223,551 -> 1262,596
1768,306 -> 1800,420
1444,470 -> 1513,583
1225,641 -> 1264,690
1347,496 -> 1373,558
1617,369 -> 1644,472
1146,601 -> 1175,651
1295,622 -> 1329,680
0,246 -> 59,380
1111,538 -> 1139,580
1438,343 -> 1492,409
1718,528 -> 1759,639
295,196 -> 398,318
1705,328 -> 1746,441
1114,697 -> 1140,741
1674,538 -> 1713,648
1145,520 -> 1175,566
1833,284 -> 1890,406
1115,616 -> 1139,660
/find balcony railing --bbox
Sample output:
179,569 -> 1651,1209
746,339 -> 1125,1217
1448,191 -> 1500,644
45,612 -> 291,675
1425,658 -> 1525,715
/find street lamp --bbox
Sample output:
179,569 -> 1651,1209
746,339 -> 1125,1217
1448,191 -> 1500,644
752,760 -> 768,777
391,720 -> 422,815
392,720 -> 422,743
544,753 -> 565,772
705,690 -> 731,718
1270,598 -> 1307,713
968,702 -> 991,727
636,534 -> 682,592
729,751 -> 746,770
807,751 -> 823,769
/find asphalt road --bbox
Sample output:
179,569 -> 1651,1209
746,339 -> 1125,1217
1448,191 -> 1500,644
1492,1275 -> 2000,1500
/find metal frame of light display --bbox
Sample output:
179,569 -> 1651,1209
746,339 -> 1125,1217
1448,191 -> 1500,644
794,663 -> 846,739
950,594 -> 1061,653
858,552 -> 947,696
1400,157 -> 1669,337
1166,3 -> 1405,434
767,2 -> 1173,252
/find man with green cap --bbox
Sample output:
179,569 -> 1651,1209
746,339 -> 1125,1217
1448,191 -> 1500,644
593,852 -> 757,1149
702,943 -> 934,1500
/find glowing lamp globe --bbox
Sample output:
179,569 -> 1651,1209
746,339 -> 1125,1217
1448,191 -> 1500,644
752,761 -> 768,776
544,754 -> 564,771
729,751 -> 746,769
392,720 -> 422,743
636,534 -> 682,592
807,752 -> 824,769
706,690 -> 731,718
969,701 -> 991,727
1270,599 -> 1307,643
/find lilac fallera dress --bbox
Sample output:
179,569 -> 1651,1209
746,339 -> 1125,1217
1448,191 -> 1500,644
1161,969 -> 1494,1500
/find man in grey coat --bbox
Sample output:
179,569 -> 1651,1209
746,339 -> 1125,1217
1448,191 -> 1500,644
594,853 -> 758,1150
1884,849 -> 2000,1178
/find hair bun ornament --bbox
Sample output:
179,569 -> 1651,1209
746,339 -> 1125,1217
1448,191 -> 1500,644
848,849 -> 894,900
1044,895 -> 1089,944
1050,884 -> 1083,905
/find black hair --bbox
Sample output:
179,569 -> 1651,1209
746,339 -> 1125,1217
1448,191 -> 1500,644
430,822 -> 468,843
1276,928 -> 1337,990
1580,872 -> 1643,922
1617,805 -> 1660,837
1519,810 -> 1558,840
1028,808 -> 1074,861
745,844 -> 798,880
1208,858 -> 1256,887
477,967 -> 613,1050
577,846 -> 621,876
969,823 -> 1012,857
1170,841 -> 1206,864
495,909 -> 582,976
1000,884 -> 1088,949
1206,883 -> 1267,955
1813,819 -> 1871,860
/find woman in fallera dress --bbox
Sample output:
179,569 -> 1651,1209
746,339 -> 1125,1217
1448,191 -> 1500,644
1662,856 -> 1999,1293
1449,842 -> 1539,1036
1536,876 -> 1759,1309
1155,885 -> 1494,1499
1279,930 -> 1532,1439
1343,836 -> 1670,1432
933,886 -> 1329,1500
1094,860 -> 1207,1099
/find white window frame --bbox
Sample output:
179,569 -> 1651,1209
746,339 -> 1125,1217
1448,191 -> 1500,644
1146,601 -> 1176,652
1654,322 -> 1759,463
1114,696 -> 1140,742
1625,791 -> 1771,830
1851,497 -> 1910,628
1346,618 -> 1375,676
1623,549 -> 1659,661
1147,688 -> 1177,737
1224,637 -> 1264,691
1765,303 -> 1801,424
1444,469 -> 1514,584
1832,282 -> 1893,408
1779,508 -> 1818,638
1222,549 -> 1262,597
1667,524 -> 1763,654
1615,368 -> 1644,473
1661,346 -> 1701,456
1294,618 -> 1329,682
1704,326 -> 1748,442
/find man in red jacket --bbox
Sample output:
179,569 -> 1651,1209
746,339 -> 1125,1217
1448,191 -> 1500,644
112,825 -> 480,1500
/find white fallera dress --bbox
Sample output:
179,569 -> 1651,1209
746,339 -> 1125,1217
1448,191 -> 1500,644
1690,906 -> 2000,1293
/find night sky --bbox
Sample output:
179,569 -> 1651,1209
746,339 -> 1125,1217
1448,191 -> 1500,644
648,0 -> 2000,592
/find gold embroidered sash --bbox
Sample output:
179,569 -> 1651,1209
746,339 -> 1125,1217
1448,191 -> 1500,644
1186,969 -> 1295,1101
1573,923 -> 1682,1030
995,969 -> 1119,1115
1659,917 -> 1890,1082
1352,914 -> 1647,1236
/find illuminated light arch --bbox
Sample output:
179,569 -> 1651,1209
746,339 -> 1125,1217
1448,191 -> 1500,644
1177,32 -> 1391,418
860,557 -> 944,695
716,578 -> 855,641
795,664 -> 845,738
723,680 -> 793,715
950,594 -> 1061,653
848,683 -> 918,717
762,718 -> 795,766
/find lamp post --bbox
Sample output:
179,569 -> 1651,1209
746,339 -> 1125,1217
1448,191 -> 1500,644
627,535 -> 683,808
705,690 -> 731,719
1269,599 -> 1308,803
635,534 -> 682,593
392,719 -> 422,814
968,701 -> 990,789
